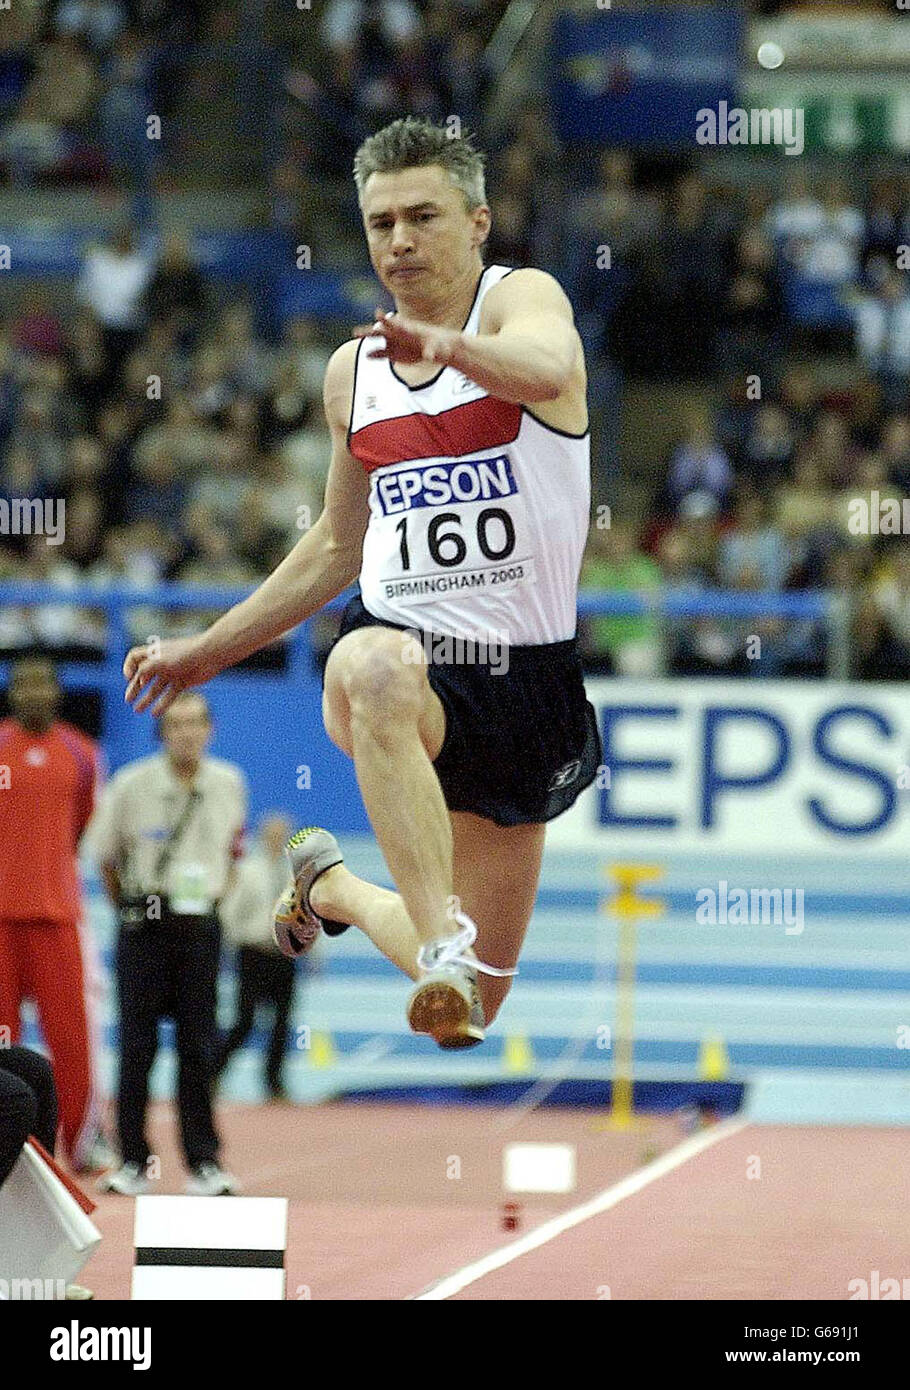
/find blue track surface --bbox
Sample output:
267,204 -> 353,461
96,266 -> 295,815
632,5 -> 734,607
21,840 -> 910,1120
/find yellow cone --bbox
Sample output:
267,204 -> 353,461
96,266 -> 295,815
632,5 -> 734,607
309,1031 -> 338,1068
503,1033 -> 535,1074
698,1034 -> 729,1081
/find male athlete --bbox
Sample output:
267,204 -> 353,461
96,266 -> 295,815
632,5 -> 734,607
124,117 -> 601,1048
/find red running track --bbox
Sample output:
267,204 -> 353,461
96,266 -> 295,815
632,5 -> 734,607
77,1102 -> 908,1301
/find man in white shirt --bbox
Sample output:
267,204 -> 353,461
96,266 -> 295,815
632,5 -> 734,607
90,692 -> 246,1197
76,224 -> 152,378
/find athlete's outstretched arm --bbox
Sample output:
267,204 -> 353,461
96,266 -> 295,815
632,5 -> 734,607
124,343 -> 368,715
355,268 -> 580,404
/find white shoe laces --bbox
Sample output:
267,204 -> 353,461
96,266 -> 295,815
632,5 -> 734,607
416,913 -> 518,978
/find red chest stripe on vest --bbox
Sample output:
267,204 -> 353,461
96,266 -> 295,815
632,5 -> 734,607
350,396 -> 523,472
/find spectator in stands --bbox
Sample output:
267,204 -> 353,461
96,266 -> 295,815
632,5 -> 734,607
10,287 -> 65,359
807,409 -> 855,491
211,303 -> 274,397
718,487 -> 790,592
778,361 -> 821,439
570,148 -> 658,258
719,225 -> 784,378
321,0 -> 421,56
76,224 -> 153,377
579,521 -> 662,676
434,24 -> 490,133
6,392 -> 67,488
776,449 -> 839,580
881,413 -> 910,493
738,403 -> 795,489
144,231 -> 207,346
862,174 -> 908,274
56,0 -> 127,55
658,499 -> 745,678
268,155 -> 313,243
61,486 -> 105,569
613,173 -> 727,378
666,408 -> 733,513
133,393 -> 222,479
768,171 -> 863,285
125,444 -> 187,528
767,170 -> 823,251
853,259 -> 910,412
857,542 -> 910,680
801,177 -> 864,286
846,373 -> 885,451
98,28 -> 157,202
0,34 -> 99,185
177,518 -> 258,588
216,813 -> 303,1101
187,343 -> 235,422
485,161 -> 535,267
64,310 -> 109,421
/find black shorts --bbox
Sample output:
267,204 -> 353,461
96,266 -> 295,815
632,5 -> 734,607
331,593 -> 603,827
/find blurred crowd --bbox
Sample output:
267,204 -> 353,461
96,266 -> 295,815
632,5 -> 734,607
0,224 -> 335,653
572,161 -> 910,681
0,0 -> 211,191
1,1 -> 909,680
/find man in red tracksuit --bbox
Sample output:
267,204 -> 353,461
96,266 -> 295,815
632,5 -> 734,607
0,657 -> 104,1172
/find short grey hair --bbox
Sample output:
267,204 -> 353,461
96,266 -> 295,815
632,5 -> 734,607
353,117 -> 487,210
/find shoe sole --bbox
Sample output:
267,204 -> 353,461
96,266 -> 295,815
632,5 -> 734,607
407,980 -> 485,1049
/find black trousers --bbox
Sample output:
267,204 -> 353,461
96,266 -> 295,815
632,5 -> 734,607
216,946 -> 296,1092
0,1045 -> 58,1190
115,911 -> 221,1169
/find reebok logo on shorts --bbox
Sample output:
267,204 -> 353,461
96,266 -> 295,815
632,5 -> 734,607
548,759 -> 581,791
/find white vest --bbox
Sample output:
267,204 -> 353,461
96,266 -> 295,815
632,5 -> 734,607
348,264 -> 591,646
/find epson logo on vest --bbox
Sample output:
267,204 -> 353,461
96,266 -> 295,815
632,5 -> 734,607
374,454 -> 518,516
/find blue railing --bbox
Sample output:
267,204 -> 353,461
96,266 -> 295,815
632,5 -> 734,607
0,579 -> 848,825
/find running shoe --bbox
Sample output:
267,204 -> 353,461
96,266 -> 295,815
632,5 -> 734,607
185,1162 -> 238,1196
273,826 -> 350,957
96,1161 -> 149,1196
407,961 -> 486,1049
406,914 -> 515,1049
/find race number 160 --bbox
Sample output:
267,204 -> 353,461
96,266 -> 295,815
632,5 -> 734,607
395,508 -> 516,570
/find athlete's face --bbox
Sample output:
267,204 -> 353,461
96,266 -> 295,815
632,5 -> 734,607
361,164 -> 490,302
9,660 -> 59,733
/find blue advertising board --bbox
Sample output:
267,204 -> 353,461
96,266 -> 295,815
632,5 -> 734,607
551,4 -> 743,146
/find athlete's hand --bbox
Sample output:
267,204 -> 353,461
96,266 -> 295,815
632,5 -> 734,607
123,635 -> 212,716
353,309 -> 460,367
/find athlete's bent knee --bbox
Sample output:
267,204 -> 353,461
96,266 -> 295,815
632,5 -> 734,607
342,635 -> 426,725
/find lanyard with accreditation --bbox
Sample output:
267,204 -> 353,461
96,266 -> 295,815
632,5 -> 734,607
120,787 -> 208,925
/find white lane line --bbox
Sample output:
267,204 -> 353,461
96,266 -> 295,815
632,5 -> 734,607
411,1116 -> 749,1300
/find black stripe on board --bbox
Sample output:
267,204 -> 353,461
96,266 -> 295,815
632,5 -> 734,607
135,1248 -> 284,1268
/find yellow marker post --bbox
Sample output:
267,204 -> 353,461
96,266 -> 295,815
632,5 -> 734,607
597,864 -> 665,1132
697,1034 -> 730,1082
309,1031 -> 337,1069
503,1032 -> 535,1075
